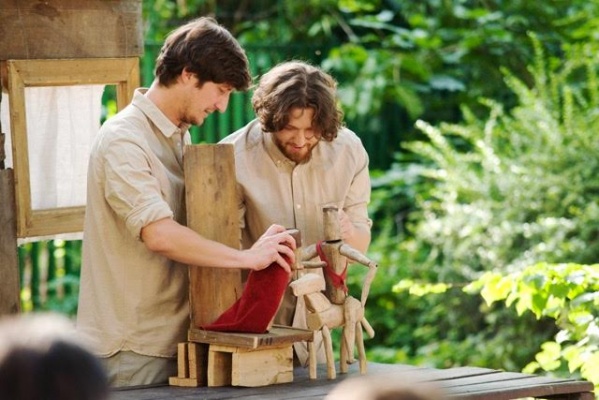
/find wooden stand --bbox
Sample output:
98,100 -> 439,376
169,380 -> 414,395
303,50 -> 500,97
169,326 -> 313,387
170,144 -> 313,387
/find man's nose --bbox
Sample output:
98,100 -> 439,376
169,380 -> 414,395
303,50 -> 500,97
215,93 -> 231,113
294,130 -> 308,145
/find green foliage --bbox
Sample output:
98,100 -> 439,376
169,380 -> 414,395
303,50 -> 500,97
19,240 -> 81,316
363,34 -> 599,372
465,262 -> 599,387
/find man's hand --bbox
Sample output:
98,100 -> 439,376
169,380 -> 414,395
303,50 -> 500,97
246,224 -> 296,273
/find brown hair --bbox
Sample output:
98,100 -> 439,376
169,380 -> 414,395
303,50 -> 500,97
252,61 -> 343,142
154,17 -> 251,90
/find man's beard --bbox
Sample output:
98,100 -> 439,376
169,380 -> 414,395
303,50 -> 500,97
273,137 -> 315,164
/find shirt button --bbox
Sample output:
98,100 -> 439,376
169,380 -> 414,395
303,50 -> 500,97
296,204 -> 301,209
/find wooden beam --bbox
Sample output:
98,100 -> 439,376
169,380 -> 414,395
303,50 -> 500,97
0,0 -> 143,60
0,169 -> 20,316
184,144 -> 242,328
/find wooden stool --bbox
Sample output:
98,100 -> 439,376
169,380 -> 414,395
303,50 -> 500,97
169,325 -> 313,387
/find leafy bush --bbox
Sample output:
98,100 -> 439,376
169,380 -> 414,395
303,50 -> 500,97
362,35 -> 599,372
466,262 -> 599,387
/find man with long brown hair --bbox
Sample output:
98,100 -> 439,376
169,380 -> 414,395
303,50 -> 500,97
221,60 -> 372,365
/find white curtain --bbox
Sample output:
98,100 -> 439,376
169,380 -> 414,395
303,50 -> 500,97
1,85 -> 105,240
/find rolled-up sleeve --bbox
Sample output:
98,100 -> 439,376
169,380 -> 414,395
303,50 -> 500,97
102,135 -> 174,239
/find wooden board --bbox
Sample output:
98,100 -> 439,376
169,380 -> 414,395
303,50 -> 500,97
184,144 -> 243,327
0,169 -> 19,315
0,0 -> 143,60
230,345 -> 293,386
111,362 -> 595,400
188,325 -> 314,350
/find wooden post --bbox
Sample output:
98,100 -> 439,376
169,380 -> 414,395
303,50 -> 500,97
184,144 -> 242,328
0,168 -> 20,316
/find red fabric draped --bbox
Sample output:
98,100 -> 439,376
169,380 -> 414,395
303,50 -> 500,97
200,259 -> 291,333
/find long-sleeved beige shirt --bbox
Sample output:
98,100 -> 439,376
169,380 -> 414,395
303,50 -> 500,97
221,119 -> 372,256
77,89 -> 191,359
220,120 -> 372,362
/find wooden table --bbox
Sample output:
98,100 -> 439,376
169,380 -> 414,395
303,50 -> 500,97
111,362 -> 595,400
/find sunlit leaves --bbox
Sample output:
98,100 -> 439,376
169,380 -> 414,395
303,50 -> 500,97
393,279 -> 452,296
467,262 -> 599,386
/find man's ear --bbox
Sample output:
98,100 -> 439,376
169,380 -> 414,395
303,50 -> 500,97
181,67 -> 194,82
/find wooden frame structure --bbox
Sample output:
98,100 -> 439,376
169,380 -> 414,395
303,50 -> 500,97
0,0 -> 143,317
4,57 -> 139,238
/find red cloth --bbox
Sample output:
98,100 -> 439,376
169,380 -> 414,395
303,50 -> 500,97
200,260 -> 291,333
316,241 -> 348,295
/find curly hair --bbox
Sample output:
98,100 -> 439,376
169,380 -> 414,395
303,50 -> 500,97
154,17 -> 251,91
252,61 -> 343,142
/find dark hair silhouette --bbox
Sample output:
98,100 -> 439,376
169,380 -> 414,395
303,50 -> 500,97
0,313 -> 109,400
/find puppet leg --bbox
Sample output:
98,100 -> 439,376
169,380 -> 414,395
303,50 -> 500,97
322,325 -> 336,380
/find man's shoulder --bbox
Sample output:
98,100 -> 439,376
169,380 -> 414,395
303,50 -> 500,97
94,107 -> 151,152
219,119 -> 263,151
322,127 -> 366,155
335,127 -> 364,146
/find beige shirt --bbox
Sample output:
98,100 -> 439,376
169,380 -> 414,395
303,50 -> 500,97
220,120 -> 372,362
77,89 -> 191,358
221,119 -> 372,256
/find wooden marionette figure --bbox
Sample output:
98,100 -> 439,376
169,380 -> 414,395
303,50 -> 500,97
293,206 -> 378,378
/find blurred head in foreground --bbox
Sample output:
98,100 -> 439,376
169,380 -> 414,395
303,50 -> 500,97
0,313 -> 109,400
326,375 -> 445,400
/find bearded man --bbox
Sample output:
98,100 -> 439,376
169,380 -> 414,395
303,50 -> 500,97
220,60 -> 372,366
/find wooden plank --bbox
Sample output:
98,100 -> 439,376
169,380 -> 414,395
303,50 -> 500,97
188,342 -> 208,384
25,207 -> 86,237
368,364 -> 500,383
0,0 -> 143,60
444,374 -> 595,400
8,58 -> 140,87
207,349 -> 232,387
0,169 -> 20,316
389,366 -> 596,400
175,343 -> 189,378
167,377 -> 200,388
6,63 -> 29,237
184,144 -> 242,328
111,363 -> 595,400
188,325 -> 313,349
231,346 -> 293,387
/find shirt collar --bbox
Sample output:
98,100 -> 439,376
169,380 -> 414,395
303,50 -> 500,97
132,88 -> 190,138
